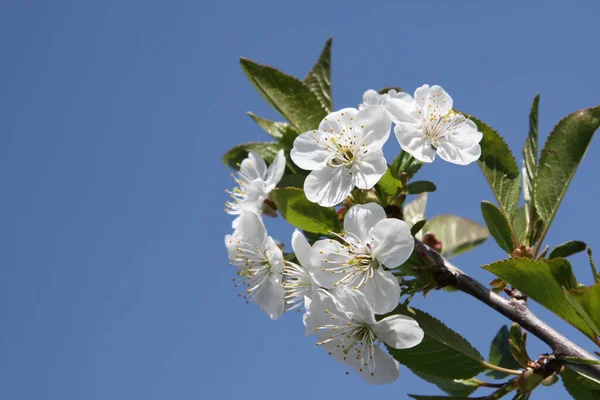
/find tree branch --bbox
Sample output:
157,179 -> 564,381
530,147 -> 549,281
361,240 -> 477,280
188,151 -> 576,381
414,240 -> 600,381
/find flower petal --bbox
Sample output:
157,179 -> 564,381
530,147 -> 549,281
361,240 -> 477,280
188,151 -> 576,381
302,296 -> 317,335
252,273 -> 285,320
318,108 -> 359,134
354,107 -> 391,149
240,151 -> 268,181
309,239 -> 352,288
291,230 -> 312,269
332,286 -> 376,325
236,210 -> 267,248
384,93 -> 419,125
374,314 -> 424,349
265,236 -> 284,274
344,203 -> 387,242
436,138 -> 481,166
304,166 -> 353,207
414,84 -> 453,117
352,148 -> 388,190
359,268 -> 401,315
264,149 -> 286,191
290,131 -> 332,170
371,218 -> 414,268
358,346 -> 400,385
394,123 -> 436,163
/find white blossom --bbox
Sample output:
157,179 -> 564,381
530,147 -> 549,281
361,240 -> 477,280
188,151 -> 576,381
225,150 -> 285,229
309,203 -> 414,314
290,108 -> 390,207
310,287 -> 424,385
385,84 -> 483,165
225,211 -> 284,320
359,88 -> 405,111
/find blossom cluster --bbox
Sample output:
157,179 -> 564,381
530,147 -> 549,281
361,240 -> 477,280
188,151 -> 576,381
224,85 -> 483,384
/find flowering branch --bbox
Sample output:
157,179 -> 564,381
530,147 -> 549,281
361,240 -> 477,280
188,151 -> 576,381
415,240 -> 600,381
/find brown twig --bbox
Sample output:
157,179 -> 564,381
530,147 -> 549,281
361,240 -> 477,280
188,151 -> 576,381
415,240 -> 600,381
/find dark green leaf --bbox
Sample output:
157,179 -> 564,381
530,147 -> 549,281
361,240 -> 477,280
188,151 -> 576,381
588,248 -> 600,283
561,367 -> 600,399
240,58 -> 327,132
386,305 -> 486,379
548,240 -> 587,259
483,258 -> 596,340
247,112 -> 299,149
277,173 -> 305,188
392,151 -> 423,181
406,181 -> 437,194
511,206 -> 527,245
565,283 -> 600,337
222,142 -> 282,170
411,370 -> 481,397
523,95 -> 540,246
419,215 -> 489,259
271,188 -> 341,234
409,379 -> 517,400
481,201 -> 517,254
411,220 -> 427,236
535,106 -> 600,234
470,115 -> 520,217
486,326 -> 522,379
304,37 -> 333,113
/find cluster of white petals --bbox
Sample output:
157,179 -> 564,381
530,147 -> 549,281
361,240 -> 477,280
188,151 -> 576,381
225,150 -> 285,230
385,85 -> 483,165
309,287 -> 423,385
223,85 -> 482,384
291,107 -> 390,207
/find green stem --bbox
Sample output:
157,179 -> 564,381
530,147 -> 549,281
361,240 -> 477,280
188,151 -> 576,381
480,360 -> 522,376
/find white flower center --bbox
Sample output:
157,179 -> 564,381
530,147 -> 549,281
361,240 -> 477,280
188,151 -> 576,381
321,233 -> 379,289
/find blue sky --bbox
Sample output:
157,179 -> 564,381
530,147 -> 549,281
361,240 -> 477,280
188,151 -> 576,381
1,1 -> 600,399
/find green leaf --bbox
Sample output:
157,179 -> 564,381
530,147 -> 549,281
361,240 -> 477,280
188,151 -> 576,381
483,258 -> 597,340
535,106 -> 600,235
304,37 -> 333,113
386,305 -> 487,379
271,187 -> 341,234
559,356 -> 600,366
419,215 -> 489,259
485,326 -> 522,379
375,167 -> 402,198
411,370 -> 481,397
411,220 -> 427,237
565,283 -> 600,337
406,181 -> 437,194
222,142 -> 282,170
561,367 -> 600,399
247,112 -> 299,149
512,206 -> 527,245
548,240 -> 587,259
481,201 -> 517,254
470,115 -> 520,217
523,95 -> 540,246
588,248 -> 600,283
240,58 -> 327,132
392,151 -> 423,181
404,193 -> 428,227
409,379 -> 518,400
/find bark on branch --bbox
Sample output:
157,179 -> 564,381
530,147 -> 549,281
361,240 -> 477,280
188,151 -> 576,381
414,240 -> 600,381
